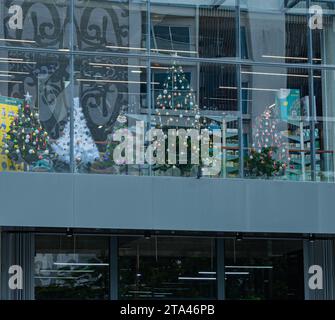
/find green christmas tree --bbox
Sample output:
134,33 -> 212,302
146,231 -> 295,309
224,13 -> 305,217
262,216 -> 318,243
154,64 -> 201,176
245,107 -> 288,177
4,93 -> 52,169
155,64 -> 201,130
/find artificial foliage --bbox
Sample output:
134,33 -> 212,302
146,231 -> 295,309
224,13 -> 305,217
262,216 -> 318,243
153,63 -> 201,176
4,93 -> 51,167
155,64 -> 197,124
245,147 -> 286,178
252,108 -> 288,162
246,105 -> 289,178
52,97 -> 100,170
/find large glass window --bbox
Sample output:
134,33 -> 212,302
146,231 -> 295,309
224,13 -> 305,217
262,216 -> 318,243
242,65 -> 312,181
75,0 -> 148,53
73,55 -> 148,175
0,0 -> 69,49
311,1 -> 335,66
0,50 -> 70,173
119,236 -> 216,299
0,0 -> 334,183
224,239 -> 304,300
240,0 -> 309,64
150,0 -> 236,58
34,235 -> 110,300
151,59 -> 240,178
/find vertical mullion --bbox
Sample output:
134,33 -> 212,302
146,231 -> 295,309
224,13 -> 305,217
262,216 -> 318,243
110,236 -> 118,300
217,238 -> 225,300
307,0 -> 317,181
147,0 -> 152,176
69,0 -> 75,173
236,1 -> 244,177
236,0 -> 241,59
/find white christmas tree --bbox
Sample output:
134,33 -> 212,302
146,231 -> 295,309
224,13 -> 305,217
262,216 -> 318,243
52,97 -> 100,167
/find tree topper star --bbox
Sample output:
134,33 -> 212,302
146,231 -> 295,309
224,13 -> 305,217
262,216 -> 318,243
24,92 -> 32,102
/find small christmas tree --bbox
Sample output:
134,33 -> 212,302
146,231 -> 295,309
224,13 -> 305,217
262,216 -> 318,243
252,109 -> 288,161
245,106 -> 289,177
52,97 -> 100,170
4,92 -> 52,168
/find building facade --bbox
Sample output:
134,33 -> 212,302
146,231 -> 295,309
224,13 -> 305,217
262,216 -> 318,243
0,0 -> 335,300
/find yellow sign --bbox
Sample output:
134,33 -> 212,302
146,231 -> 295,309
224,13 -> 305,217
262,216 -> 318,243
0,96 -> 23,171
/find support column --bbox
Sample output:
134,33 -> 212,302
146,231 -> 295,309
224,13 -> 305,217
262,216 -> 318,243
304,239 -> 335,300
217,238 -> 225,300
0,232 -> 35,300
110,236 -> 118,300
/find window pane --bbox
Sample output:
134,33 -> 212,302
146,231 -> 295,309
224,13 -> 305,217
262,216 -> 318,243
0,51 -> 70,173
0,0 -> 69,49
119,236 -> 217,299
150,0 -> 236,58
151,59 -> 240,178
224,239 -> 304,300
34,235 -> 110,300
242,65 -> 312,181
312,1 -> 335,65
73,55 -> 148,175
241,0 -> 308,64
314,69 -> 335,182
75,0 -> 147,53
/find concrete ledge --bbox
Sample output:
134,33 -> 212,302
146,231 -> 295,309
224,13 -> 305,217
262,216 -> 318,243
0,172 -> 334,234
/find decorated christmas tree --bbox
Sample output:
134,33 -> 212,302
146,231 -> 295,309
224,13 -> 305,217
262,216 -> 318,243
245,107 -> 289,177
155,64 -> 200,128
154,64 -> 201,176
4,92 -> 52,170
51,97 -> 100,170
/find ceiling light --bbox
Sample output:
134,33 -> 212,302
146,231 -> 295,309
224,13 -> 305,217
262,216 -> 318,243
53,262 -> 109,266
0,70 -> 29,75
225,265 -> 273,269
262,54 -> 321,61
0,57 -> 23,61
76,78 -> 159,85
0,60 -> 36,65
0,79 -> 22,83
178,277 -> 216,281
0,38 -> 36,44
106,45 -> 147,51
219,86 -> 279,92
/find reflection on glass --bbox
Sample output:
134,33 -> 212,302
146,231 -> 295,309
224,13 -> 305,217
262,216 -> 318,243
119,236 -> 216,299
151,0 -> 236,58
73,55 -> 148,174
240,0 -> 308,64
34,235 -> 110,300
241,65 -> 312,180
75,0 -> 147,53
0,51 -> 70,173
312,1 -> 335,65
314,69 -> 335,181
0,0 -> 69,49
151,59 -> 240,178
225,239 -> 304,300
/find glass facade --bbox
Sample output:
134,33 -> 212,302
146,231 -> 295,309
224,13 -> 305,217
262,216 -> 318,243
34,235 -> 110,300
0,0 -> 334,182
33,235 -> 304,300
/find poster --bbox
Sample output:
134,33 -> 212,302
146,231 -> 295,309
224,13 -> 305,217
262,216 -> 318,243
0,96 -> 23,171
276,89 -> 301,121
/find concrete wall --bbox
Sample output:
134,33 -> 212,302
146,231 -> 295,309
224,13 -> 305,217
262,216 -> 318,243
1,172 -> 335,233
